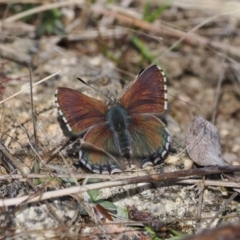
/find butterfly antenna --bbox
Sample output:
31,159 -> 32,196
77,78 -> 113,103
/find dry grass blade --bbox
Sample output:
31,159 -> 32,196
0,68 -> 68,105
91,4 -> 240,58
0,0 -> 84,27
1,165 -> 240,207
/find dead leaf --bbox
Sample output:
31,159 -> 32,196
185,116 -> 227,166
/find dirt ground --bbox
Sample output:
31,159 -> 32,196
0,1 -> 240,239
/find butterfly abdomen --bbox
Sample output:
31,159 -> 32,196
107,105 -> 133,164
116,130 -> 132,162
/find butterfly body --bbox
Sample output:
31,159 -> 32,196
107,105 -> 129,132
56,65 -> 171,174
107,105 -> 132,166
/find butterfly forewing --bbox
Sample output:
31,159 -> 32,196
56,87 -> 108,134
120,65 -> 167,115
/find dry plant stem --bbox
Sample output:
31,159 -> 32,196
211,57 -> 225,124
0,142 -> 31,180
0,97 -> 64,224
92,5 -> 240,58
0,172 -> 239,188
196,176 -> 205,230
67,28 -> 128,41
28,61 -> 39,178
1,1 -> 239,58
207,192 -> 238,228
1,2 -> 239,57
4,128 -> 15,147
0,142 -> 16,172
1,166 -> 240,207
52,150 -> 102,222
0,142 -> 62,223
0,68 -> 68,105
175,179 -> 240,188
21,120 -> 47,167
51,134 -> 80,186
0,0 -> 84,27
28,62 -> 38,151
0,173 -> 240,189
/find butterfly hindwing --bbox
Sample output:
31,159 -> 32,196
55,87 -> 108,134
120,65 -> 167,115
80,124 -> 124,174
128,115 -> 170,166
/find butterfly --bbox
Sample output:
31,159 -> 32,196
55,65 -> 170,174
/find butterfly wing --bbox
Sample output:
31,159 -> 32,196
80,124 -> 124,174
55,87 -> 108,134
128,115 -> 170,166
120,65 -> 167,115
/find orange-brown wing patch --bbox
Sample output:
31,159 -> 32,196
80,125 -> 124,174
56,87 -> 108,134
120,65 -> 167,115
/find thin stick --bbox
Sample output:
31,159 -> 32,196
28,61 -> 38,151
28,61 -> 39,179
196,176 -> 205,229
211,58 -> 225,124
0,173 -> 239,189
1,165 -> 240,207
0,137 -> 64,223
0,68 -> 68,105
0,0 -> 84,27
207,192 -> 238,228
92,5 -> 240,58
